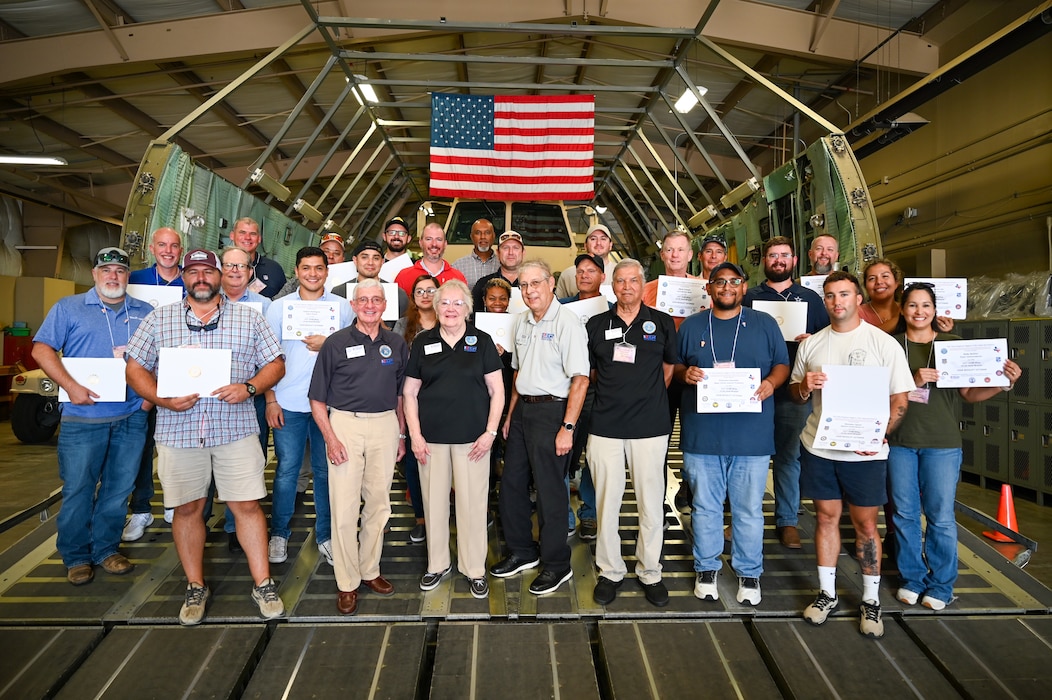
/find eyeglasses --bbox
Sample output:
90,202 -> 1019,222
95,250 -> 130,267
221,262 -> 249,271
385,229 -> 408,237
414,288 -> 436,297
439,299 -> 467,308
185,305 -> 221,332
709,278 -> 744,288
765,252 -> 793,260
522,278 -> 550,290
355,296 -> 385,306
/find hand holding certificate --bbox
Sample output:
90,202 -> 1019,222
58,357 -> 127,403
935,338 -> 1009,388
157,348 -> 232,398
696,367 -> 763,413
655,276 -> 709,317
281,300 -> 341,340
815,365 -> 890,452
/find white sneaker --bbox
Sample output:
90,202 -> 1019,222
317,539 -> 334,566
694,570 -> 719,601
736,577 -> 761,605
121,512 -> 154,542
803,592 -> 839,625
897,588 -> 919,605
251,578 -> 285,619
859,600 -> 885,638
179,583 -> 210,626
921,595 -> 947,611
163,508 -> 174,524
268,535 -> 288,564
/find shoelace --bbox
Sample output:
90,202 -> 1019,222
814,592 -> 837,609
255,581 -> 280,602
862,602 -> 881,621
741,577 -> 759,588
186,586 -> 207,605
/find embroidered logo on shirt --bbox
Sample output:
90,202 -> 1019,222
541,332 -> 555,341
379,344 -> 393,358
642,334 -> 656,341
642,321 -> 656,334
465,335 -> 477,346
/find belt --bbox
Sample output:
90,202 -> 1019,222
332,408 -> 395,418
520,394 -> 566,404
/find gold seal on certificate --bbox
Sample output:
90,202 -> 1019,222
86,374 -> 100,385
188,366 -> 202,378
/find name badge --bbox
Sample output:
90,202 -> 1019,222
714,361 -> 735,368
613,341 -> 636,364
908,387 -> 930,404
605,328 -> 622,340
112,344 -> 127,359
425,342 -> 442,355
346,345 -> 365,359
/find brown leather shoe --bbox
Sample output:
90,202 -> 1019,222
67,564 -> 94,586
361,575 -> 394,596
778,525 -> 802,549
100,553 -> 134,575
337,590 -> 358,615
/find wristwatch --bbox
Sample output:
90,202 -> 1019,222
563,422 -> 575,432
245,382 -> 257,397
488,430 -> 498,437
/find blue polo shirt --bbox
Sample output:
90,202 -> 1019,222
34,288 -> 152,420
128,264 -> 185,288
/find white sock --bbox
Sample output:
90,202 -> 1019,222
818,566 -> 837,598
862,575 -> 881,605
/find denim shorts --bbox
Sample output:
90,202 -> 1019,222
799,443 -> 887,507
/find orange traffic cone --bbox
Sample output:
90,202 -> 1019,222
983,484 -> 1019,543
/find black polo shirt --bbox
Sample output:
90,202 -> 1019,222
406,324 -> 504,444
586,305 -> 678,439
472,270 -> 520,311
309,324 -> 408,412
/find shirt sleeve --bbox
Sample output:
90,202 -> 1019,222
405,333 -> 424,380
33,298 -> 69,352
661,313 -> 679,364
558,309 -> 591,378
126,310 -> 160,372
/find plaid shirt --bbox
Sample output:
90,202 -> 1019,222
127,298 -> 284,448
452,250 -> 500,290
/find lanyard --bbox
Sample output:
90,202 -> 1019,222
902,334 -> 935,388
102,299 -> 131,349
708,309 -> 742,365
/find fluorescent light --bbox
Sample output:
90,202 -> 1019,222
350,75 -> 379,104
720,177 -> 761,210
674,85 -> 708,114
249,168 -> 291,202
595,205 -> 608,214
292,198 -> 324,224
0,155 -> 68,166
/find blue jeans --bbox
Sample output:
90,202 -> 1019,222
129,406 -> 157,514
889,446 -> 962,604
56,410 -> 148,567
682,453 -> 769,578
565,464 -> 596,528
271,409 -> 330,544
772,396 -> 809,527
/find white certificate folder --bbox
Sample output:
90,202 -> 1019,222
157,348 -> 232,398
58,357 -> 127,402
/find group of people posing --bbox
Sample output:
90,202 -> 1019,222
34,216 -> 1020,640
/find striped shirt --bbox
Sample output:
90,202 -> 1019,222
126,297 -> 284,448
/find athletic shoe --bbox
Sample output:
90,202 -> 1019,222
578,518 -> 598,541
317,540 -> 334,566
897,588 -> 919,605
268,535 -> 288,564
163,508 -> 174,524
736,577 -> 761,606
409,523 -> 426,543
921,595 -> 948,611
528,568 -> 572,595
251,578 -> 285,619
859,601 -> 884,638
674,482 -> 691,512
803,592 -> 839,625
179,583 -> 210,626
593,576 -> 622,605
469,577 -> 489,599
121,512 -> 154,542
419,565 -> 452,591
694,570 -> 719,601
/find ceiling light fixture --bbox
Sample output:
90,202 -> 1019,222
0,155 -> 68,166
349,75 -> 379,104
673,85 -> 708,114
249,168 -> 291,202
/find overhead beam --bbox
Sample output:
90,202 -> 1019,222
0,97 -> 137,168
340,49 -> 673,69
808,1 -> 842,53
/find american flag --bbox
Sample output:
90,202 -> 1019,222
429,93 -> 595,201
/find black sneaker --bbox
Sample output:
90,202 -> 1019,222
640,579 -> 669,607
409,523 -> 426,543
490,553 -> 540,578
469,577 -> 489,599
674,482 -> 692,512
528,568 -> 572,596
593,576 -> 622,605
419,566 -> 451,591
579,518 -> 598,541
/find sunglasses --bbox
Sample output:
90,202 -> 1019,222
95,250 -> 130,267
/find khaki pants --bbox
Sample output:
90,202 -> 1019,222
421,443 -> 490,579
327,409 -> 398,593
588,434 -> 669,584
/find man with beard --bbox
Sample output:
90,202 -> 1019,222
126,249 -> 287,625
129,227 -> 184,288
674,263 -> 789,607
33,247 -> 152,586
453,218 -> 499,289
394,223 -> 467,294
229,217 -> 286,299
378,216 -> 415,282
333,240 -> 409,322
807,234 -> 839,275
743,236 -> 828,549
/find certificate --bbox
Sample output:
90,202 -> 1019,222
379,254 -> 413,282
599,284 -> 616,303
507,287 -> 528,314
905,277 -> 968,319
324,261 -> 358,291
58,357 -> 127,402
815,365 -> 890,452
752,300 -> 807,342
800,275 -> 827,295
235,301 -> 263,315
126,284 -> 182,309
345,283 -> 398,322
561,295 -> 609,326
157,348 -> 232,398
935,338 -> 1009,388
696,367 -> 763,413
654,276 -> 709,317
281,300 -> 341,340
474,312 -> 516,348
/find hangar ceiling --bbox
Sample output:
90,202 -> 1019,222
0,0 -> 1046,248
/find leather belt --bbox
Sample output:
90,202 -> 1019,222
520,394 -> 566,404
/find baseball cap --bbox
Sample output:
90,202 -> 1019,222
708,261 -> 747,282
94,247 -> 130,269
587,224 -> 612,239
353,240 -> 383,257
384,217 -> 410,233
181,248 -> 221,271
574,253 -> 605,272
320,233 -> 344,246
498,231 -> 524,248
701,234 -> 727,250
